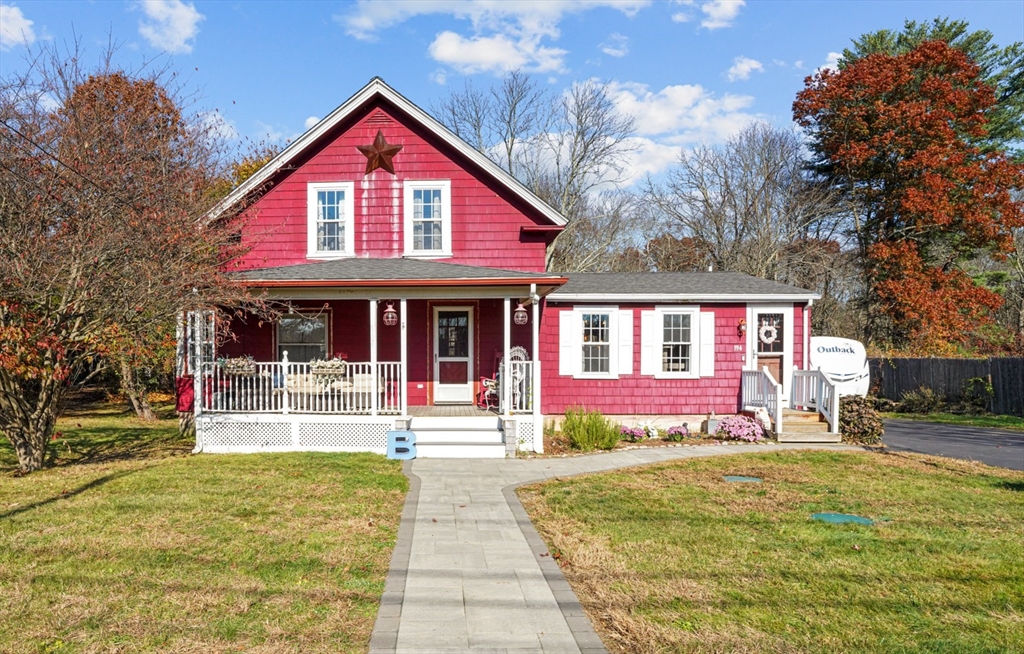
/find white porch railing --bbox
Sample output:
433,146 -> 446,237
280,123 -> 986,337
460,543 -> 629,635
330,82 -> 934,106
200,360 -> 402,416
791,369 -> 840,433
741,368 -> 783,432
504,360 -> 535,414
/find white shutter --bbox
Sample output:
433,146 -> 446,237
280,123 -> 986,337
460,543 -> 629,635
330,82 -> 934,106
640,311 -> 656,376
618,310 -> 633,376
699,311 -> 715,377
558,310 -> 573,376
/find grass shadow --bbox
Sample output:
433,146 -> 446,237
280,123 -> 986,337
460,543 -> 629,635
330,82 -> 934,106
0,469 -> 138,519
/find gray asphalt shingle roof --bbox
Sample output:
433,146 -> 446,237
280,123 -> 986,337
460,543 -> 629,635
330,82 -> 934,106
235,258 -> 562,282
550,272 -> 816,299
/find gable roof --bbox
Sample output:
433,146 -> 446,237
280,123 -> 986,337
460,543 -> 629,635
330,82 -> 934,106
210,77 -> 568,227
548,272 -> 819,302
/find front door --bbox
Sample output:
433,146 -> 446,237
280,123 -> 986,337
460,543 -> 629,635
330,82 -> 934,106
748,305 -> 794,400
433,307 -> 473,404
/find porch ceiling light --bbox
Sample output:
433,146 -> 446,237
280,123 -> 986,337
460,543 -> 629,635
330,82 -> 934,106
383,302 -> 398,327
513,302 -> 529,326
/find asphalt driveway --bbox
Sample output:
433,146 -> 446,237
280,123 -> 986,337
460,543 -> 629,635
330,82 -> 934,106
883,420 -> 1024,471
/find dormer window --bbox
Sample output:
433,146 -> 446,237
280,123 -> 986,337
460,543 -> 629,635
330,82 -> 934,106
404,180 -> 452,258
307,182 -> 354,258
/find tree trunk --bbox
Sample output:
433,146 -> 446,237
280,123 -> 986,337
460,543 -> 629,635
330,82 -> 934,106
0,374 -> 62,473
119,358 -> 157,421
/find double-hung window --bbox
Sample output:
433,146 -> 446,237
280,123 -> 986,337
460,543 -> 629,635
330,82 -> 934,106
307,182 -> 354,258
404,180 -> 452,257
277,313 -> 329,363
558,307 -> 633,379
640,307 -> 714,379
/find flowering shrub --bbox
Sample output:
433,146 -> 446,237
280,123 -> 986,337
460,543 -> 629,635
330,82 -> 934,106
218,355 -> 256,376
620,426 -> 646,442
715,415 -> 764,442
666,425 -> 689,442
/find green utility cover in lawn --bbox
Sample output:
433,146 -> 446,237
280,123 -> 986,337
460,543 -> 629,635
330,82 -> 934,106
723,475 -> 763,482
811,513 -> 875,525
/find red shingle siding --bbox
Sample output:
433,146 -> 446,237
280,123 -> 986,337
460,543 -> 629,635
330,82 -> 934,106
231,102 -> 549,272
540,303 -> 751,416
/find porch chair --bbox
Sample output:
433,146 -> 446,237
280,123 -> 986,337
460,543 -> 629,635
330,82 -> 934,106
477,346 -> 529,410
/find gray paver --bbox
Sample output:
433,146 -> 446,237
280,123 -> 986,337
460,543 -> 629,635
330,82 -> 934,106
371,442 -> 864,653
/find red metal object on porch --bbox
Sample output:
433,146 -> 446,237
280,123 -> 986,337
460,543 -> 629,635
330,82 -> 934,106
175,376 -> 194,413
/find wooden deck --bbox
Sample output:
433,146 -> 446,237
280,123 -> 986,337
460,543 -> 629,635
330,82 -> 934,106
407,405 -> 497,417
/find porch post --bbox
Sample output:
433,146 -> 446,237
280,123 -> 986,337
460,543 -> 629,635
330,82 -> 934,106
503,297 -> 511,416
400,298 -> 408,415
531,284 -> 542,452
370,298 -> 378,416
191,312 -> 202,419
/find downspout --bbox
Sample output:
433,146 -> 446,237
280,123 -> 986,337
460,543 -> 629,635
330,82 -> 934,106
804,299 -> 812,370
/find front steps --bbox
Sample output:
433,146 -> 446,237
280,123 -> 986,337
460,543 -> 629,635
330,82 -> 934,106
409,415 -> 507,458
776,409 -> 842,443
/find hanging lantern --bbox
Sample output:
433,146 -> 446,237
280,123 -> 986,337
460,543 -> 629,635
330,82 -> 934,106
513,302 -> 529,325
382,302 -> 398,327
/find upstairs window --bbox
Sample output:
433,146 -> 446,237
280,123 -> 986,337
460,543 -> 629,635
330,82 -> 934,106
307,182 -> 354,258
404,180 -> 452,257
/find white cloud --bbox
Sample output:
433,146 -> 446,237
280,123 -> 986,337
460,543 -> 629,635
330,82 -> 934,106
201,110 -> 238,140
0,3 -> 35,51
700,0 -> 743,30
430,68 -> 448,85
726,56 -> 763,81
818,51 -> 841,73
255,121 -> 284,144
339,1 -> 649,74
303,116 -> 320,130
670,0 -> 742,29
600,32 -> 628,58
608,81 -> 758,140
794,60 -> 804,70
136,0 -> 204,54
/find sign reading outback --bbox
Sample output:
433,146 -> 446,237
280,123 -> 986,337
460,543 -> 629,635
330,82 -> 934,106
809,337 -> 870,397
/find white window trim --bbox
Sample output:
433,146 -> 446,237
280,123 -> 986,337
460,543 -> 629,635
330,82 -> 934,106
403,179 -> 452,258
652,306 -> 700,380
307,182 -> 355,259
574,306 -> 619,380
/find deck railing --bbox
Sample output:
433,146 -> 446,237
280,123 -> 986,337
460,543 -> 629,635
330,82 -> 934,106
741,368 -> 783,432
199,360 -> 402,415
791,369 -> 840,433
504,360 -> 535,414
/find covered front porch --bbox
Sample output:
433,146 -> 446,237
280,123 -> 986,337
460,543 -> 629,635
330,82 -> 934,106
181,258 -> 566,456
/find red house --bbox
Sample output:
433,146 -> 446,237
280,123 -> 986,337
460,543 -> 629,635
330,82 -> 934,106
178,78 -> 837,458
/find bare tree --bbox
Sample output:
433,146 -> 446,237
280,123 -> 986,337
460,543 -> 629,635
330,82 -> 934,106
435,73 -> 638,270
0,45 -> 261,472
547,190 -> 654,272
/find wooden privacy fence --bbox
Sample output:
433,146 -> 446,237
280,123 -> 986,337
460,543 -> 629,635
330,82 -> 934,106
868,357 -> 1024,417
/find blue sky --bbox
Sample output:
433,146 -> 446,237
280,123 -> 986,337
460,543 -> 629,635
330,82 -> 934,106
2,0 -> 1021,183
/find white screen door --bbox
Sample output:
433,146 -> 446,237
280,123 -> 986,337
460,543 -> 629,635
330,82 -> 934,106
433,307 -> 474,404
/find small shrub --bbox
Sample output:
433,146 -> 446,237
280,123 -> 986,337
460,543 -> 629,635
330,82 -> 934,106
715,415 -> 764,442
954,377 -> 993,415
870,396 -> 899,413
899,386 -> 946,414
563,407 -> 619,451
620,426 -> 646,442
839,395 -> 884,444
665,425 -> 690,442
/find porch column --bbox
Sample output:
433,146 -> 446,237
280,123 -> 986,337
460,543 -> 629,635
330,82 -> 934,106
531,284 -> 542,452
503,297 -> 511,415
370,298 -> 378,416
400,298 -> 408,415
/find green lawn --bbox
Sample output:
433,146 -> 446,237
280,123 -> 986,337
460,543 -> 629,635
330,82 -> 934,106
881,412 -> 1024,432
0,403 -> 406,653
519,450 -> 1024,654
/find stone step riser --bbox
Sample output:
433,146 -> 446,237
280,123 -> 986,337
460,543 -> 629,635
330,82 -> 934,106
412,430 -> 504,444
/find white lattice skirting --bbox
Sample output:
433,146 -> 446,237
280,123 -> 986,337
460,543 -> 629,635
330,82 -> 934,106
516,417 -> 535,452
197,414 -> 395,454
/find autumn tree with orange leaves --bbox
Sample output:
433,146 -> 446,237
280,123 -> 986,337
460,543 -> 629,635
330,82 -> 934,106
0,50 -> 261,472
794,40 -> 1024,354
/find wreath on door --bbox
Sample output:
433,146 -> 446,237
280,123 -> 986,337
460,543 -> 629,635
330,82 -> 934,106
758,324 -> 778,345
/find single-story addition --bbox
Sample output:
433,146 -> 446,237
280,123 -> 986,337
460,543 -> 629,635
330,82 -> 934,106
176,77 -> 842,458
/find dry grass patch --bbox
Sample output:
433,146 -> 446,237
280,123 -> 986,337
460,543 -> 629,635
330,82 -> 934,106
519,450 -> 1024,654
1,403 -> 406,653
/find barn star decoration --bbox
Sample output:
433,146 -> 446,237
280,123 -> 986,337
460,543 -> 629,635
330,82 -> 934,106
356,129 -> 402,175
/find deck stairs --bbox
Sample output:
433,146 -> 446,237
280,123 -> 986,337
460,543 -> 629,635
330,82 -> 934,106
408,415 -> 508,458
776,408 -> 841,443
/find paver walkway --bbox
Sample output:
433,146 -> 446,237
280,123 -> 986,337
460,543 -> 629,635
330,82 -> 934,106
370,442 -> 864,654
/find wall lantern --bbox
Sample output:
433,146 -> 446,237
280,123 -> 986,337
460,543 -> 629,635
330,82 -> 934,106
737,318 -> 747,338
382,302 -> 398,327
513,302 -> 529,326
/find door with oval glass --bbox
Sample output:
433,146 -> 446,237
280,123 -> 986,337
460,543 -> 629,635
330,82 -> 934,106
748,305 -> 793,399
433,306 -> 474,404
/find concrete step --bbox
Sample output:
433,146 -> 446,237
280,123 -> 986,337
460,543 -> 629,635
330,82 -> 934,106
415,442 -> 508,458
777,431 -> 842,443
413,429 -> 504,444
409,416 -> 502,430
